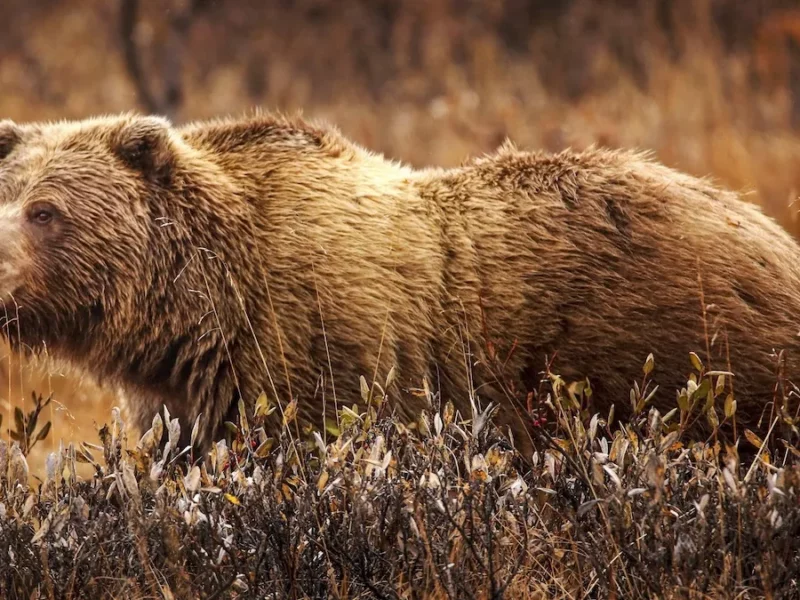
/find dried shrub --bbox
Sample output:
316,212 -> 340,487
1,353 -> 798,599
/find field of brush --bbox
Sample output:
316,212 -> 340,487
1,355 -> 799,598
2,1 -> 800,598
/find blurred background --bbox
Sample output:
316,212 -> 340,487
2,0 -> 800,475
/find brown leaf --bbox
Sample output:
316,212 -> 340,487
443,401 -> 455,426
35,421 -> 52,443
744,429 -> 765,449
283,398 -> 298,427
184,465 -> 201,493
14,407 -> 24,436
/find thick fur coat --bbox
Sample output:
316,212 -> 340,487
0,112 -> 798,452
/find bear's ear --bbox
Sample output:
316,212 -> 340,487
0,120 -> 22,161
111,116 -> 175,183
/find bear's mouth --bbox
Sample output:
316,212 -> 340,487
0,309 -> 18,346
0,298 -> 37,356
0,265 -> 26,348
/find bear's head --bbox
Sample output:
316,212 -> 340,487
0,114 -> 179,354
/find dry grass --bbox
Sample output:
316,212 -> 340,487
2,354 -> 799,599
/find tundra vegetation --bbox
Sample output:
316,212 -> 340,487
1,350 -> 799,599
2,0 -> 800,598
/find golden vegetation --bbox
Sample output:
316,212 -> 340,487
1,2 -> 800,595
2,354 -> 799,598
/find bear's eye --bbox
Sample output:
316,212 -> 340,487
33,210 -> 52,224
27,203 -> 57,226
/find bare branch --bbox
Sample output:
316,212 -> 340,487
119,0 -> 209,119
119,0 -> 161,114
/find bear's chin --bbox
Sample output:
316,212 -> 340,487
0,270 -> 23,305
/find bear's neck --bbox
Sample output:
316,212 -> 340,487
87,125 -> 424,448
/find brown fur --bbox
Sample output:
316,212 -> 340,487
0,111 -> 798,454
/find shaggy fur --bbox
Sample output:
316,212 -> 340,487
0,112 -> 798,452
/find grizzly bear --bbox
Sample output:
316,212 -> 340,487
0,111 -> 798,454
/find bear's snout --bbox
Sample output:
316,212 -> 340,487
0,204 -> 24,297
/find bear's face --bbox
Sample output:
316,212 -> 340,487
0,115 -> 176,348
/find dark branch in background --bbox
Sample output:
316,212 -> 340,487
119,0 -> 210,120
119,0 -> 160,114
790,37 -> 800,130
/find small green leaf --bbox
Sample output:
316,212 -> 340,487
724,394 -> 737,419
384,366 -> 396,390
715,374 -> 726,396
190,413 -> 202,448
642,385 -> 659,407
643,353 -> 655,376
704,387 -> 715,411
254,392 -> 272,418
324,418 -> 341,438
689,352 -> 704,373
238,398 -> 249,437
283,398 -> 298,427
692,379 -> 711,403
677,390 -> 690,413
706,405 -> 719,429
